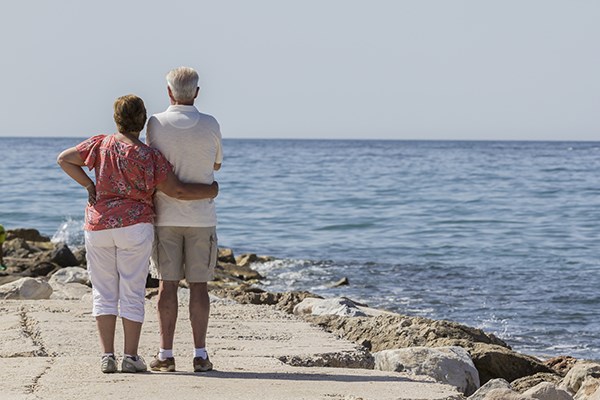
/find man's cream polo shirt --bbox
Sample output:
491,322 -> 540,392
146,105 -> 223,227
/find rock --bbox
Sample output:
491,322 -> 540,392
293,297 -> 367,317
329,277 -> 349,287
279,348 -> 375,369
50,282 -> 92,300
0,277 -> 53,299
304,313 -> 507,353
465,342 -> 554,385
6,228 -> 50,242
522,382 -> 572,400
574,377 -> 600,400
374,346 -> 480,396
22,261 -> 60,277
275,291 -> 321,314
546,356 -> 578,377
512,373 -> 562,393
49,267 -> 89,286
560,361 -> 600,395
217,262 -> 263,281
3,238 -> 32,258
235,253 -> 258,267
218,247 -> 235,264
468,378 -> 512,400
49,243 -> 79,267
478,388 -> 535,400
71,246 -> 87,266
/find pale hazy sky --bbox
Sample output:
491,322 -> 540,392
1,1 -> 598,140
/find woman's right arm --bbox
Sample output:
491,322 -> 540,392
155,170 -> 219,200
57,147 -> 97,204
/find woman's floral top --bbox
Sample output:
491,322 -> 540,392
76,134 -> 171,231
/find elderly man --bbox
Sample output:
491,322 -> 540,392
147,67 -> 222,373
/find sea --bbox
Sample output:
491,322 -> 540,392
1,137 -> 599,361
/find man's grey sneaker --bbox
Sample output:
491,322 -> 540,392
193,355 -> 213,372
149,356 -> 176,372
121,355 -> 147,373
101,355 -> 117,374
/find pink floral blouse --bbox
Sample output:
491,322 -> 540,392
76,134 -> 171,231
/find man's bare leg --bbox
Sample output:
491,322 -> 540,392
189,282 -> 210,349
157,280 -> 179,350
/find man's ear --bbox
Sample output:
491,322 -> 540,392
167,86 -> 175,101
194,87 -> 199,99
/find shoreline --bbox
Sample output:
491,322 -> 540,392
1,227 -> 599,399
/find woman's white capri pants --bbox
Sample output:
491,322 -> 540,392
84,223 -> 153,323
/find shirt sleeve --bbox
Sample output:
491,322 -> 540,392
215,124 -> 223,164
146,116 -> 156,147
75,135 -> 105,171
146,149 -> 173,190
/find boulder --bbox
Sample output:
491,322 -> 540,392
234,253 -> 274,267
3,238 -> 32,258
329,277 -> 349,287
217,247 -> 235,264
465,342 -> 554,385
0,277 -> 53,300
522,382 -> 572,400
50,282 -> 92,300
235,253 -> 258,267
49,243 -> 79,267
49,267 -> 89,286
560,361 -> 600,395
574,377 -> 600,400
304,313 -> 507,353
22,261 -> 60,277
374,346 -> 480,396
217,262 -> 263,281
546,356 -> 578,377
275,291 -> 321,314
279,348 -> 375,369
6,228 -> 50,242
512,373 -> 562,393
468,378 -> 512,400
294,297 -> 367,317
477,388 -> 535,400
71,246 -> 87,266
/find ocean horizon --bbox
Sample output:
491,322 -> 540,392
1,136 -> 599,361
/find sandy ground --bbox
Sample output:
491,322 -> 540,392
0,294 -> 462,400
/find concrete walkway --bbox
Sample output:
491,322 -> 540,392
0,294 -> 462,400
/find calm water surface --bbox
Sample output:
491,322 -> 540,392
1,137 -> 599,360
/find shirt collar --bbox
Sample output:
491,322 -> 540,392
166,105 -> 198,113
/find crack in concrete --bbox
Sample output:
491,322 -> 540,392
19,306 -> 53,357
24,358 -> 55,396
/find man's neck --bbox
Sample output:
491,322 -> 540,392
170,100 -> 195,106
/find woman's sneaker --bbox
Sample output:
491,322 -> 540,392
121,355 -> 147,373
101,355 -> 117,373
149,356 -> 176,372
193,355 -> 213,372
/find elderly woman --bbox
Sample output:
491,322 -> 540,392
57,94 -> 218,374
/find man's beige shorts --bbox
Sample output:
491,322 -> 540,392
152,226 -> 217,283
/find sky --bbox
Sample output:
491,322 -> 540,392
1,0 -> 598,140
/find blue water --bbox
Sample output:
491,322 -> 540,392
1,137 -> 599,360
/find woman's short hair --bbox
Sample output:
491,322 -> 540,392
113,95 -> 147,134
166,66 -> 199,103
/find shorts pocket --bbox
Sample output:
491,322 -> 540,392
208,232 -> 218,268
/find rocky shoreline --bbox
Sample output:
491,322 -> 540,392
1,227 -> 599,400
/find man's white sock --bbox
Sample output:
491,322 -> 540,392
194,347 -> 207,359
159,348 -> 173,361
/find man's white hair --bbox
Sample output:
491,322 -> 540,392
166,66 -> 199,103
